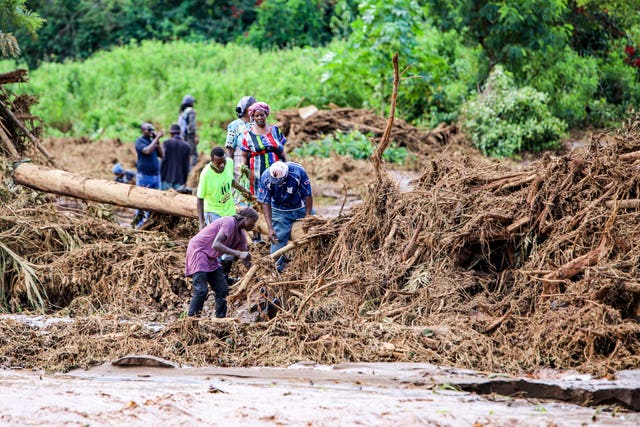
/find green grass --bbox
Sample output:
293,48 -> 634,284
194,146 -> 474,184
0,40 -> 331,152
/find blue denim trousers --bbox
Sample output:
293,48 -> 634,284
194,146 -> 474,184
187,268 -> 228,318
134,173 -> 161,228
161,181 -> 182,191
271,206 -> 307,271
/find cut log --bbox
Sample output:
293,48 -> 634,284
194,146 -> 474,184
12,162 -> 306,238
13,162 -> 198,218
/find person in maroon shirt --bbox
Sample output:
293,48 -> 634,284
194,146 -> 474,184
185,207 -> 258,318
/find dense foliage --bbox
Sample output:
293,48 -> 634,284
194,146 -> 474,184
0,41 -> 329,148
0,0 -> 43,57
4,0 -> 640,158
462,66 -> 566,158
293,129 -> 411,164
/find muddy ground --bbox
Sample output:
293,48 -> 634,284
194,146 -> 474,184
2,105 -> 640,425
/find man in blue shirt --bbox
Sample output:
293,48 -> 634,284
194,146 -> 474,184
134,122 -> 164,228
257,161 -> 313,272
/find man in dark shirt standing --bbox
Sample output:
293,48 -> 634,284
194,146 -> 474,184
161,123 -> 191,191
134,122 -> 163,228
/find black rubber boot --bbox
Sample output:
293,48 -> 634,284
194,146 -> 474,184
221,259 -> 235,286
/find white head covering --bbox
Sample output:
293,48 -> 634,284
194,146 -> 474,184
268,161 -> 289,184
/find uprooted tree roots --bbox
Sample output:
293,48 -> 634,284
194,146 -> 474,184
1,84 -> 639,375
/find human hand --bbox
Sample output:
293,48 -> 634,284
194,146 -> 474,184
268,230 -> 278,243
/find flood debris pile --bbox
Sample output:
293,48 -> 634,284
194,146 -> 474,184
277,107 -> 457,156
0,74 -> 638,379
271,118 -> 640,377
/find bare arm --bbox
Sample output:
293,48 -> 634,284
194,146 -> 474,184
262,203 -> 277,243
142,132 -> 164,156
197,198 -> 205,230
304,195 -> 313,216
212,230 -> 251,262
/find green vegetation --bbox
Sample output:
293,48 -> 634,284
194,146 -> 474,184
1,41 -> 330,148
462,66 -> 566,158
0,0 -> 43,58
2,0 -> 640,158
293,130 -> 411,164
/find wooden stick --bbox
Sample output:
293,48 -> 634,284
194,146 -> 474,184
0,121 -> 19,158
372,53 -> 399,180
383,223 -> 398,250
481,308 -> 513,334
542,236 -> 607,295
232,179 -> 257,205
229,237 -> 312,303
604,199 -> 640,209
402,218 -> 423,261
619,150 -> 640,161
0,98 -> 58,168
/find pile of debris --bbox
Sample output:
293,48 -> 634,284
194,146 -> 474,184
0,70 -> 638,381
276,106 -> 457,156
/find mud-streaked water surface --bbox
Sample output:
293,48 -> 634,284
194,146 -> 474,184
1,362 -> 638,426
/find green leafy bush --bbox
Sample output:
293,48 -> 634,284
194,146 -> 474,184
462,65 -> 566,158
523,48 -> 600,127
293,129 -> 411,164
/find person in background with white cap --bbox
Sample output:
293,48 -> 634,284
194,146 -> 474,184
257,161 -> 313,272
160,123 -> 191,191
178,94 -> 198,169
133,122 -> 164,228
112,163 -> 135,184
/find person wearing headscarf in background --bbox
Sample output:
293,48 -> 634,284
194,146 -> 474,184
257,161 -> 313,273
178,94 -> 198,169
112,163 -> 135,184
240,101 -> 287,195
160,123 -> 192,191
134,122 -> 164,228
185,207 -> 258,318
225,96 -> 256,204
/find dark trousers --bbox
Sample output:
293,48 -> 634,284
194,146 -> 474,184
187,268 -> 229,318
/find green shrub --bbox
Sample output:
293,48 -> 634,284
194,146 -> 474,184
523,48 -> 600,127
462,65 -> 566,158
293,129 -> 411,164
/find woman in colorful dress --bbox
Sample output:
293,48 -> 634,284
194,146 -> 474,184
240,102 -> 287,195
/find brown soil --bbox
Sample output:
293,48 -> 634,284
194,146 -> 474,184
0,90 -> 638,402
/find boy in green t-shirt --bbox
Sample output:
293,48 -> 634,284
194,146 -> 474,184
197,146 -> 235,230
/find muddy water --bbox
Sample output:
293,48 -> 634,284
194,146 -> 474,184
1,362 -> 638,426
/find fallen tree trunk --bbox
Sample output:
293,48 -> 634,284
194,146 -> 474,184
12,162 -> 305,238
13,162 -> 198,217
